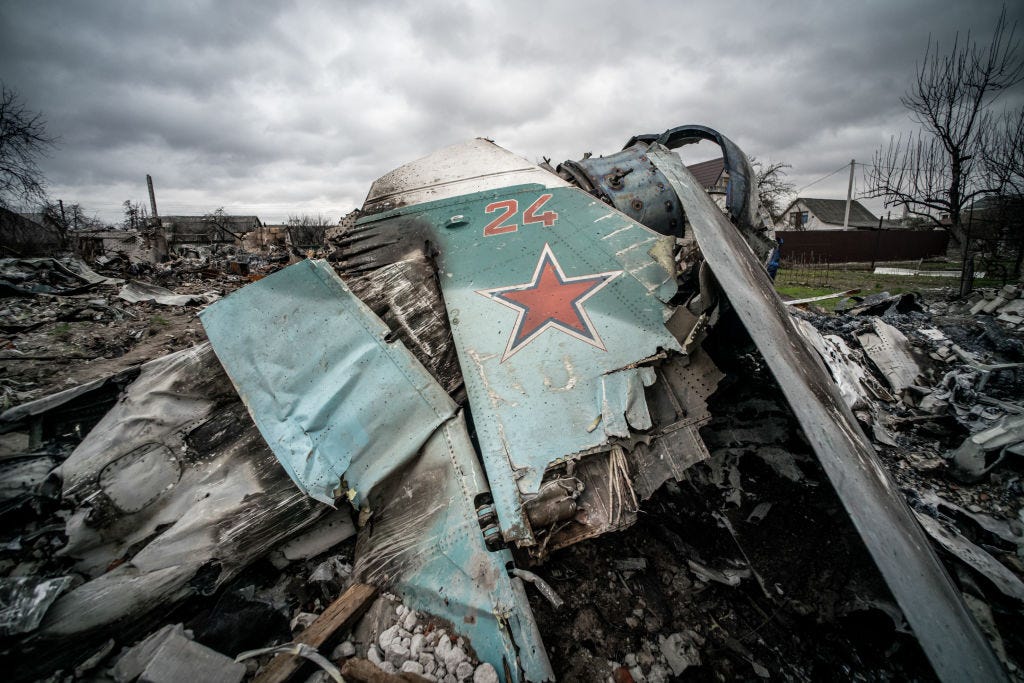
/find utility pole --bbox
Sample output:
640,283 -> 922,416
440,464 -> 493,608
842,159 -> 855,229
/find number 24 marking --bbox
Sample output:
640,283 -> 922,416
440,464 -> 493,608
483,194 -> 558,236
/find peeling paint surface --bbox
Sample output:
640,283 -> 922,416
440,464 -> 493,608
355,183 -> 682,544
355,413 -> 552,681
200,260 -> 456,507
200,259 -> 552,681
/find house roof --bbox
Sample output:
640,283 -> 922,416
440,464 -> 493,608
785,198 -> 879,228
686,158 -> 725,190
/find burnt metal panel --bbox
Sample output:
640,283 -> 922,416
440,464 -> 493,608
648,143 -> 1006,683
199,260 -> 553,681
556,144 -> 686,237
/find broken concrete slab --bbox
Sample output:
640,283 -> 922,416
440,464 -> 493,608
112,623 -> 189,683
139,630 -> 245,683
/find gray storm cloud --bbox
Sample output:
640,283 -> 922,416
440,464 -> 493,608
1,0 -> 1021,222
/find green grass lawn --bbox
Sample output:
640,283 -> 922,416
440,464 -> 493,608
772,255 -> 1018,313
771,265 -> 1002,312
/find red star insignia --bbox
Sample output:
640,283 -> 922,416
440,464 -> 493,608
478,244 -> 622,362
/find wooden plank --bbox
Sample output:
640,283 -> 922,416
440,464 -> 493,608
253,583 -> 378,683
783,288 -> 860,305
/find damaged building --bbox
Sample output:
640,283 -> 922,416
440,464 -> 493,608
1,126 -> 1022,683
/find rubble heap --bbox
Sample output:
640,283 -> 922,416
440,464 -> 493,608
0,250 -> 1021,682
1,131 -> 1022,682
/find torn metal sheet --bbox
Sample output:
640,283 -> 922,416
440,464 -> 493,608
200,259 -> 457,507
344,254 -> 463,396
951,414 -> 1024,481
0,576 -> 72,636
200,260 -> 553,681
647,143 -> 1005,683
0,367 -> 139,431
117,281 -> 220,306
914,489 -> 1024,553
794,318 -> 894,409
0,257 -> 121,296
28,343 -> 326,674
600,367 -> 656,437
0,454 -> 60,515
913,512 -> 1024,602
857,319 -> 922,394
0,366 -> 141,450
350,140 -> 683,545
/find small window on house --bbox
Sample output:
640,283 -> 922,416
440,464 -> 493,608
790,211 -> 808,227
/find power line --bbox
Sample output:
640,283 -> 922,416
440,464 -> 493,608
795,163 -> 851,194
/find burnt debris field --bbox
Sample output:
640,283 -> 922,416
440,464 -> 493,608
1,135 -> 1023,683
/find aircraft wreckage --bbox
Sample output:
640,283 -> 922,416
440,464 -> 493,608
1,125 -> 1009,682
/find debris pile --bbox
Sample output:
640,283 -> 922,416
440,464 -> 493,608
0,129 -> 1022,682
941,284 -> 1023,329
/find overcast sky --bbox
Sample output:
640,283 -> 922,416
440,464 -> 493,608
2,1 -> 1022,224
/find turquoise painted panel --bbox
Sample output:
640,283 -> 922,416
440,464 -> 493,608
362,414 -> 552,681
355,185 -> 682,543
199,259 -> 456,506
200,259 -> 553,681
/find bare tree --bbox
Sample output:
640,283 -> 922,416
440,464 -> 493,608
44,201 -> 106,233
122,200 -> 149,231
0,84 -> 56,208
286,213 -> 332,248
864,8 -> 1024,253
977,106 -> 1024,274
982,106 -> 1024,194
750,157 -> 795,223
203,207 -> 243,242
